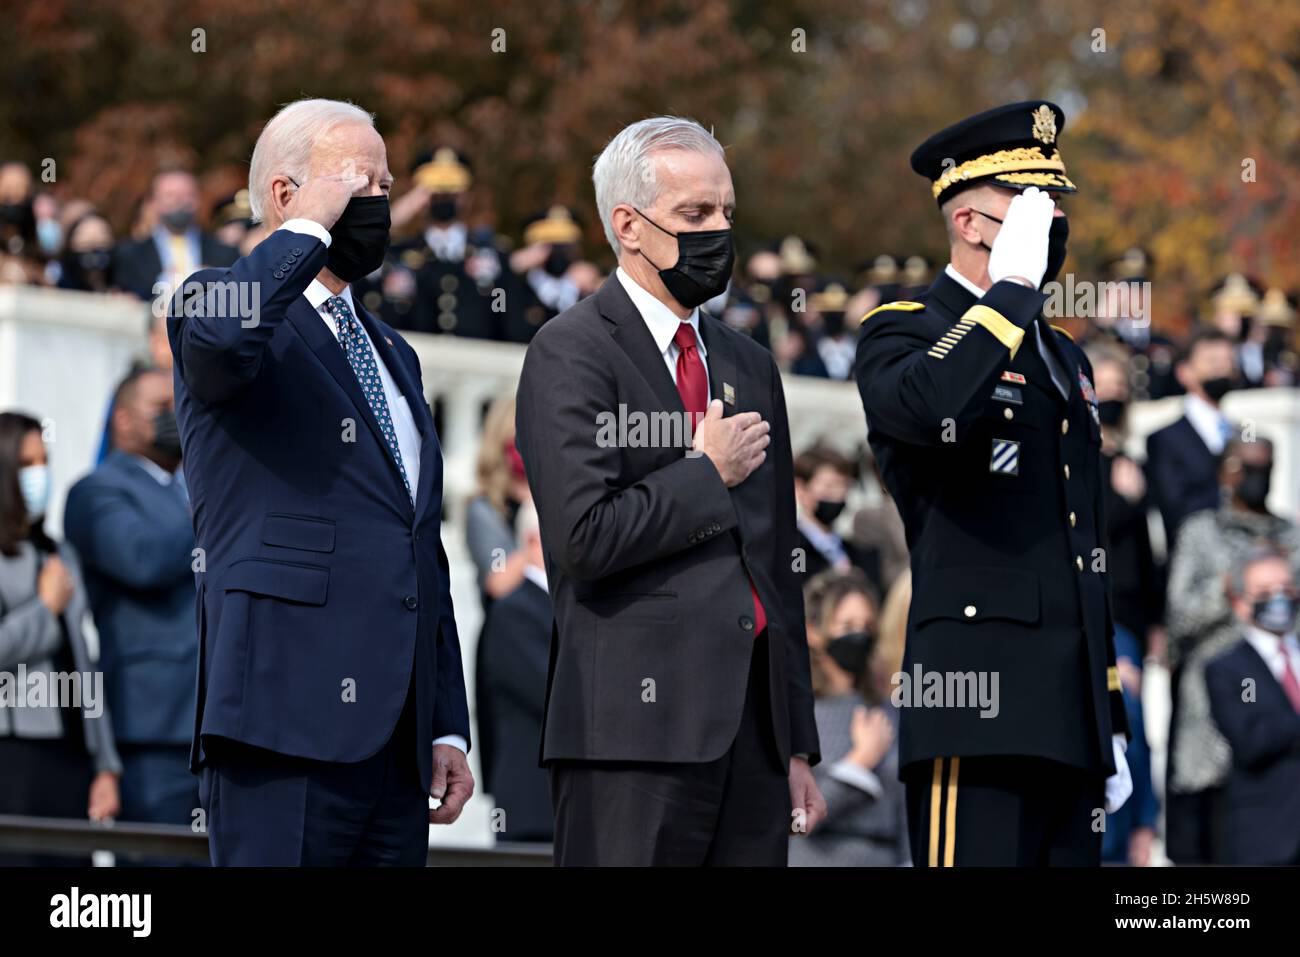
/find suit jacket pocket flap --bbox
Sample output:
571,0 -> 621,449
912,566 -> 1039,625
262,513 -> 336,553
222,558 -> 329,605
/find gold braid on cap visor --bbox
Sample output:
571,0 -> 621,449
931,146 -> 1073,199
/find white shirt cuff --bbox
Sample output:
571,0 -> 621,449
433,734 -> 467,754
1113,732 -> 1128,755
828,759 -> 884,798
279,219 -> 331,247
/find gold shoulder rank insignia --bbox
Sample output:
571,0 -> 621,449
1050,324 -> 1075,342
860,301 -> 925,324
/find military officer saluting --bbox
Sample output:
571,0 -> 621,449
371,147 -> 514,338
853,102 -> 1132,866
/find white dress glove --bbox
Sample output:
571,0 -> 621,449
986,186 -> 1056,289
1104,733 -> 1133,814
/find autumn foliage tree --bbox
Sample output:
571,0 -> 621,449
2,0 -> 1297,329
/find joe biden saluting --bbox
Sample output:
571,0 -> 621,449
169,99 -> 473,865
516,117 -> 824,865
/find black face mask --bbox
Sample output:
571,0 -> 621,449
1096,399 -> 1126,427
61,247 -> 114,291
151,409 -> 183,460
0,200 -> 35,233
1236,464 -> 1272,510
544,246 -> 573,278
1202,376 -> 1234,403
825,631 -> 874,678
159,208 -> 195,233
976,208 -> 1069,287
634,208 -> 735,309
429,197 -> 458,223
1251,589 -> 1297,636
813,498 -> 846,525
326,195 -> 391,282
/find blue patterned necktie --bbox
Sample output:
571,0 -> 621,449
324,295 -> 412,501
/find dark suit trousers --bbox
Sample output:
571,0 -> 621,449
904,756 -> 1104,866
198,674 -> 428,866
549,630 -> 790,866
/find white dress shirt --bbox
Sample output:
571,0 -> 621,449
424,222 -> 467,261
1184,392 -> 1232,456
279,220 -> 465,756
523,563 -> 549,594
1243,626 -> 1300,689
944,263 -> 1069,398
616,266 -> 709,395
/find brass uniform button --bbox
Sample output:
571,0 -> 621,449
1061,419 -> 1069,435
964,605 -> 977,618
1075,555 -> 1084,571
1063,464 -> 1071,479
1003,408 -> 1014,420
1069,511 -> 1077,527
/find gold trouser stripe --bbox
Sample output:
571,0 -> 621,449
928,759 -> 943,867
943,757 -> 960,867
963,304 -> 1025,359
1107,665 -> 1122,691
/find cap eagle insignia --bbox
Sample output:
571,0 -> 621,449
1031,104 -> 1057,144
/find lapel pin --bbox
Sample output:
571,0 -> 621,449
723,382 -> 736,406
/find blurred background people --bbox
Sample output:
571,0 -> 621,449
1101,624 -> 1160,866
0,161 -> 42,285
1146,328 -> 1238,547
1205,547 -> 1300,865
1090,348 -> 1164,658
506,205 -> 587,340
113,169 -> 237,301
791,568 -> 908,866
465,393 -> 531,608
63,367 -> 199,834
54,213 -> 117,293
1164,435 -> 1300,863
793,445 -> 880,591
0,411 -> 121,865
373,148 -> 512,339
474,500 -> 553,843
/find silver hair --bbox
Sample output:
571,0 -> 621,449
592,116 -> 725,257
247,98 -> 375,224
1228,543 -> 1292,597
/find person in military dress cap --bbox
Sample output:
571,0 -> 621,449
853,101 -> 1132,866
502,204 -> 587,342
211,189 -> 253,252
360,147 -> 515,338
1092,248 -> 1180,400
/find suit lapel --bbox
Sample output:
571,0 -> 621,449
597,277 -> 687,417
283,295 -> 412,512
698,314 -> 738,415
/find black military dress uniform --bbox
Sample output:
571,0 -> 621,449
854,102 -> 1130,866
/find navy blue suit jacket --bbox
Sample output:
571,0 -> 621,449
167,227 -> 470,792
64,451 -> 197,746
1145,416 -> 1221,547
1205,637 -> 1300,865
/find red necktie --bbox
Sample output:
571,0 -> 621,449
1278,639 -> 1300,713
673,323 -> 767,634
